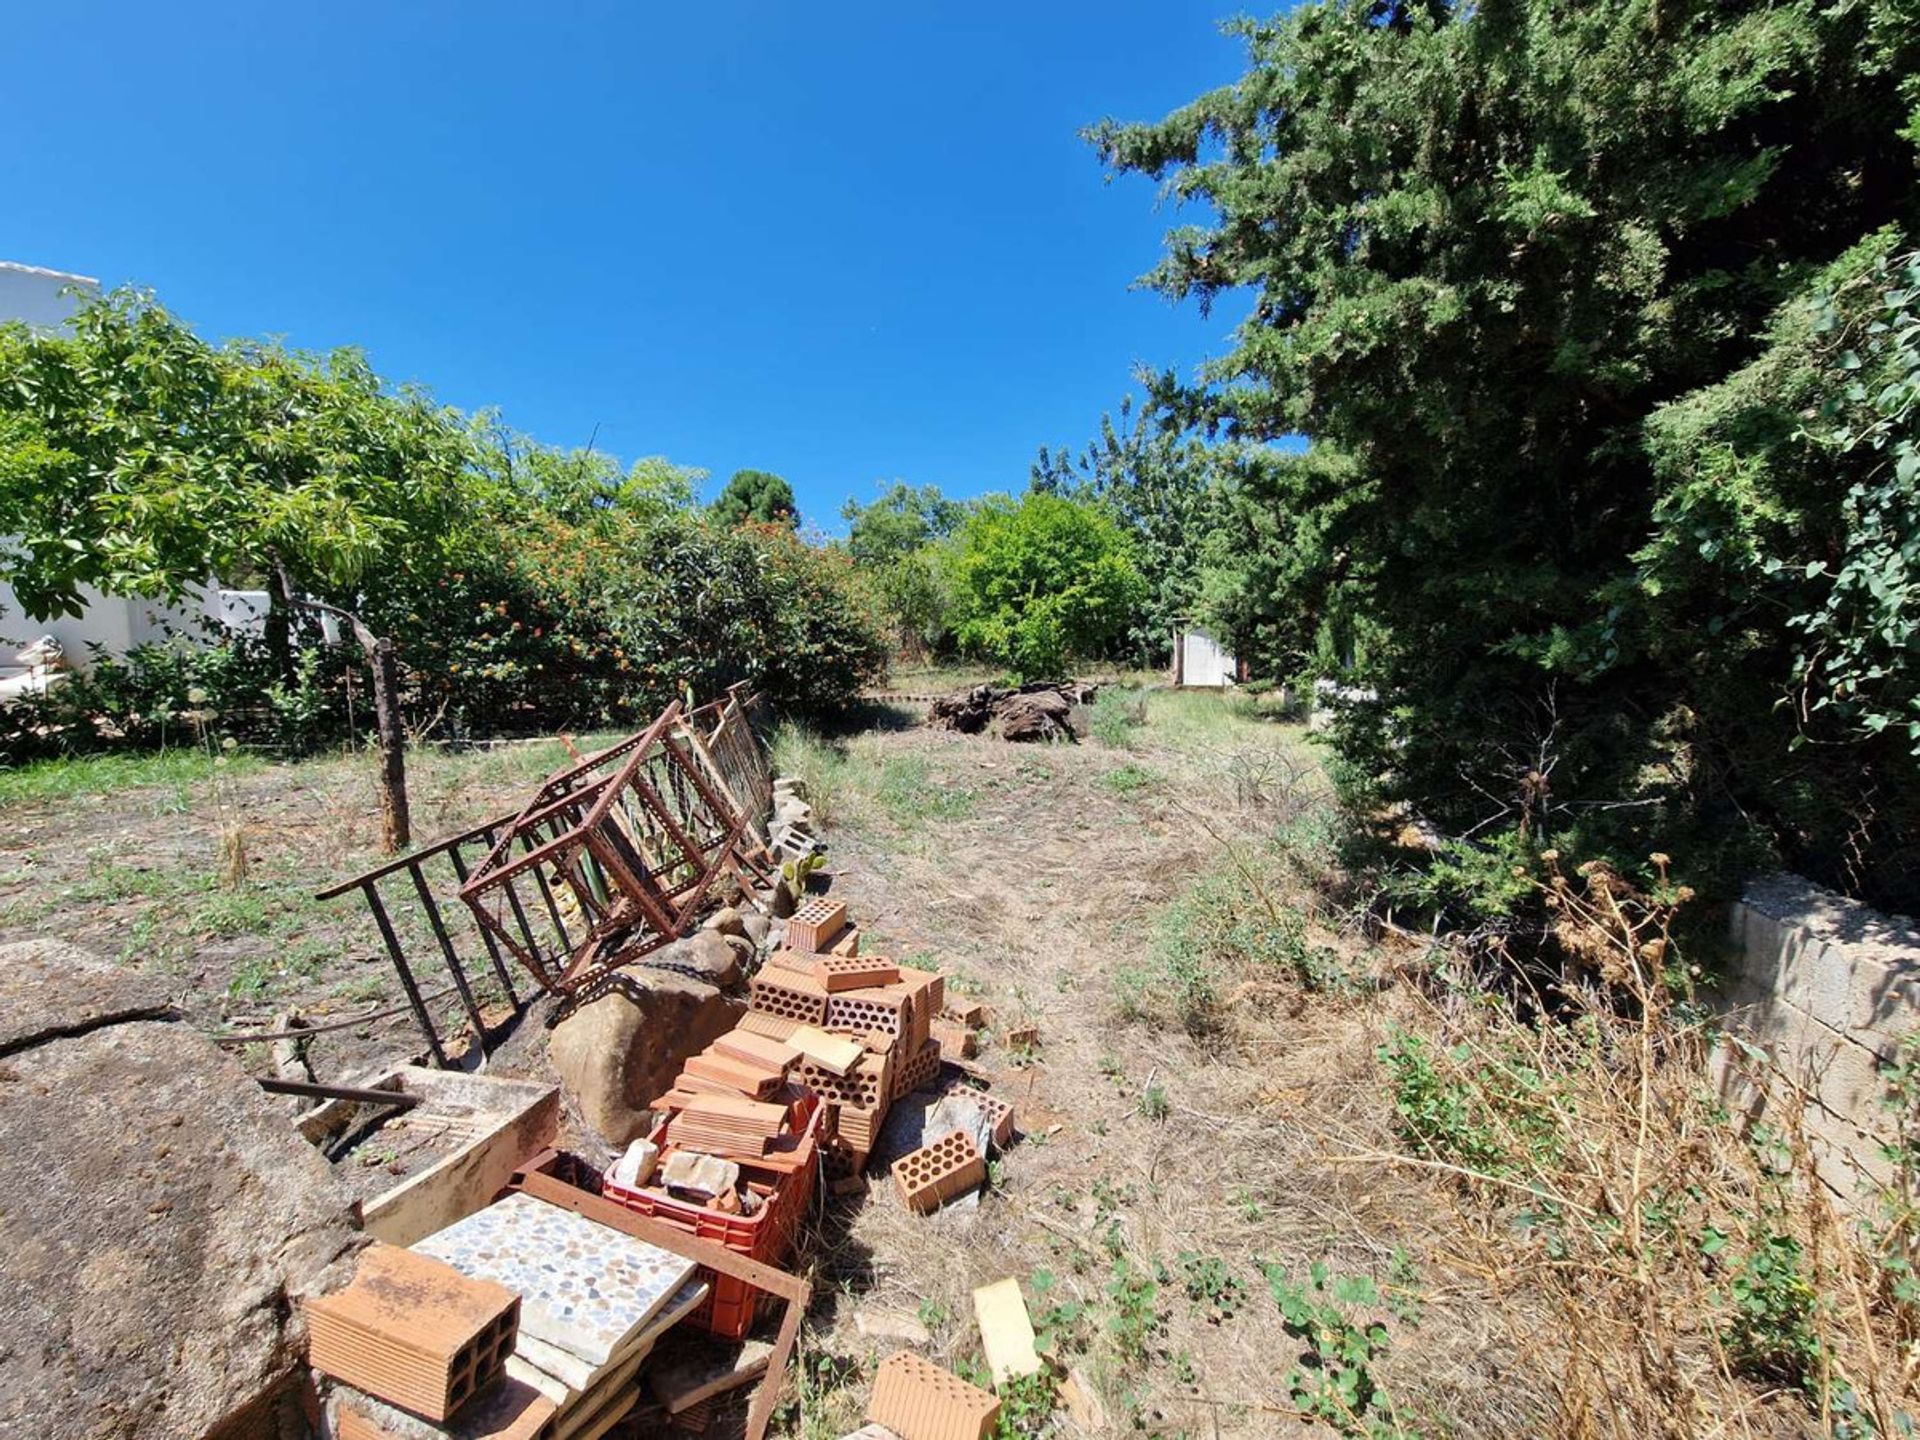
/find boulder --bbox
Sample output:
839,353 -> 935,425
0,940 -> 360,1440
740,911 -> 771,947
547,966 -> 742,1145
687,929 -> 745,986
703,906 -> 750,941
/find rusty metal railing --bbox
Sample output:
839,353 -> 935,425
317,687 -> 773,1065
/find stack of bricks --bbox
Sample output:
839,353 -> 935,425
306,1242 -> 525,1426
866,1350 -> 1001,1440
743,898 -> 956,1178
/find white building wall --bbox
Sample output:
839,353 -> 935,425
0,260 -> 219,673
0,260 -> 98,333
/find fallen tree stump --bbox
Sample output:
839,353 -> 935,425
926,681 -> 1098,742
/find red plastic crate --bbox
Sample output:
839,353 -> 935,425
603,1093 -> 823,1339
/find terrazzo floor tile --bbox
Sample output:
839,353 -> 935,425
413,1194 -> 696,1367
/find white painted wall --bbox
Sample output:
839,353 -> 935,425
1175,627 -> 1236,688
0,260 -> 98,332
1713,872 -> 1920,1205
0,581 -> 218,669
0,260 -> 239,674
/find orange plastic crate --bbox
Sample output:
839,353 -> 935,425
603,1094 -> 823,1339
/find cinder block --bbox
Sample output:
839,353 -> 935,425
867,1350 -> 999,1440
891,1130 -> 985,1214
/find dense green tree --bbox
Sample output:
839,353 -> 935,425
1096,0 -> 1920,904
947,492 -> 1146,681
709,468 -> 797,529
839,482 -> 967,659
1033,400 -> 1240,664
0,288 -> 482,621
841,481 -> 965,566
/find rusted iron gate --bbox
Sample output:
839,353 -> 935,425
316,688 -> 772,1065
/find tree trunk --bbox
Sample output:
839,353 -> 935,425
369,636 -> 411,852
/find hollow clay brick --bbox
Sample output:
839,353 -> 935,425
749,969 -> 830,1025
785,896 -> 850,953
795,1049 -> 892,1111
929,1019 -> 977,1060
828,927 -> 863,957
812,955 -> 901,993
867,1350 -> 1000,1440
890,1130 -> 986,1214
825,985 -> 914,1043
305,1242 -> 519,1422
890,1038 -> 942,1100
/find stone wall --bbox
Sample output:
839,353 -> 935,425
1714,872 -> 1920,1202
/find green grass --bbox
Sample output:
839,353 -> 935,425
872,754 -> 974,825
0,748 -> 263,805
1098,762 -> 1159,795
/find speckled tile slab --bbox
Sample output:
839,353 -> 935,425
412,1193 -> 696,1366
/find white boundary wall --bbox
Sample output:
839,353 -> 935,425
1713,872 -> 1920,1202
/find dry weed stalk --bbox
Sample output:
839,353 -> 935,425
1385,854 -> 1913,1438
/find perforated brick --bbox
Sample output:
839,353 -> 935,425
868,1350 -> 1000,1440
749,970 -> 829,1025
891,1129 -> 985,1214
825,985 -> 913,1042
786,896 -> 849,953
890,1037 -> 942,1100
812,955 -> 900,992
795,1050 -> 891,1111
969,1089 -> 1016,1148
894,963 -> 945,1019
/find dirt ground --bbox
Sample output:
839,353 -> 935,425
3,692 -> 1829,1437
778,692 -> 1554,1438
0,736 -> 617,1079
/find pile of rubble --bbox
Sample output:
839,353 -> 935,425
283,692 -> 1037,1440
925,681 -> 1099,743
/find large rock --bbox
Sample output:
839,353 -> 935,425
546,966 -> 742,1145
0,940 -> 360,1440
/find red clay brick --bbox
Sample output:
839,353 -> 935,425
812,955 -> 901,992
825,984 -> 915,1043
929,1018 -> 977,1059
891,1130 -> 986,1214
749,969 -> 830,1025
867,1350 -> 1000,1440
785,896 -> 849,953
305,1243 -> 518,1422
890,1037 -> 942,1100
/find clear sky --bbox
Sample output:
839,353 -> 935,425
2,3 -> 1252,531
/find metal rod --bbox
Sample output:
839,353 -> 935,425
361,880 -> 449,1067
257,1077 -> 423,1109
409,861 -> 492,1057
448,842 -> 520,1010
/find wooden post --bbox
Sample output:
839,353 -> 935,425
369,635 -> 411,853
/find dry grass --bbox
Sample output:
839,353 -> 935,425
774,696 -> 1918,1439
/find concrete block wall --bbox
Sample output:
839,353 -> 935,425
1713,872 -> 1920,1202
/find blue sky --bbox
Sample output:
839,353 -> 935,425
2,3 -> 1252,532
